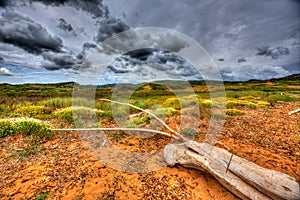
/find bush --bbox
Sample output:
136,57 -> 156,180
163,97 -> 181,110
153,107 -> 178,117
53,106 -> 103,125
226,99 -> 257,109
40,97 -> 72,109
16,106 -> 52,117
40,98 -> 94,109
180,128 -> 198,138
0,118 -> 53,142
199,99 -> 213,108
226,109 -> 246,116
124,114 -> 150,128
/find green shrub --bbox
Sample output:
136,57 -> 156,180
199,99 -> 213,108
0,119 -> 15,137
163,97 -> 181,110
40,98 -> 94,109
226,109 -> 246,116
124,114 -> 150,128
180,95 -> 198,107
180,128 -> 198,137
40,97 -> 72,109
129,99 -> 149,111
152,107 -> 178,117
16,106 -> 52,117
226,99 -> 257,109
0,118 -> 53,142
111,105 -> 128,117
53,106 -> 103,125
36,192 -> 48,200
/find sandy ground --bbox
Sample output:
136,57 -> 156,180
0,102 -> 299,199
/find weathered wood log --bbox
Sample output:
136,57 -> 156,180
164,141 -> 300,200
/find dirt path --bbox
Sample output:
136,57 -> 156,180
0,102 -> 299,199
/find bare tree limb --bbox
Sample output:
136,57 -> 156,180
288,108 -> 300,115
52,127 -> 184,139
97,98 -> 178,136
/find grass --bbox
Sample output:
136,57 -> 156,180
9,144 -> 40,158
0,74 -> 298,132
124,114 -> 150,128
180,128 -> 198,138
36,192 -> 48,200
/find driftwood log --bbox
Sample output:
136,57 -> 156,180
164,141 -> 300,200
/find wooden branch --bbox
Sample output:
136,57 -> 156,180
288,108 -> 300,115
164,141 -> 300,200
52,127 -> 180,139
97,98 -> 177,135
52,127 -> 187,141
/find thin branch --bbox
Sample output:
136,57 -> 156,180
97,98 -> 178,135
51,127 -> 184,140
288,108 -> 300,115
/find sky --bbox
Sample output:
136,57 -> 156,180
0,0 -> 299,84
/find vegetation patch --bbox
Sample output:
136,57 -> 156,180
163,97 -> 181,110
180,128 -> 198,138
124,114 -> 150,128
198,99 -> 213,108
16,106 -> 52,117
0,118 -> 53,142
226,109 -> 246,116
226,98 -> 270,109
53,106 -> 103,125
40,97 -> 94,109
152,107 -> 178,117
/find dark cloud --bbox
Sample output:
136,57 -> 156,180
0,11 -> 63,54
237,58 -> 247,63
105,49 -> 199,80
217,58 -> 224,61
57,18 -> 73,32
95,17 -> 130,43
0,0 -> 109,19
107,65 -> 129,73
30,0 -> 109,19
256,46 -> 289,59
76,42 -> 97,59
125,48 -> 154,61
0,56 -> 4,62
42,42 -> 97,70
42,51 -> 80,70
0,0 -> 9,7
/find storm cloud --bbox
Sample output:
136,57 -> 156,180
57,18 -> 73,32
0,0 -> 299,83
237,58 -> 247,63
95,17 -> 130,43
1,0 -> 110,19
256,46 -> 289,59
105,49 -> 200,81
0,11 -> 63,54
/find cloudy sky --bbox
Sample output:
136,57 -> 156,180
0,0 -> 299,84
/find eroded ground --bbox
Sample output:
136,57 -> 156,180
0,102 -> 299,199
